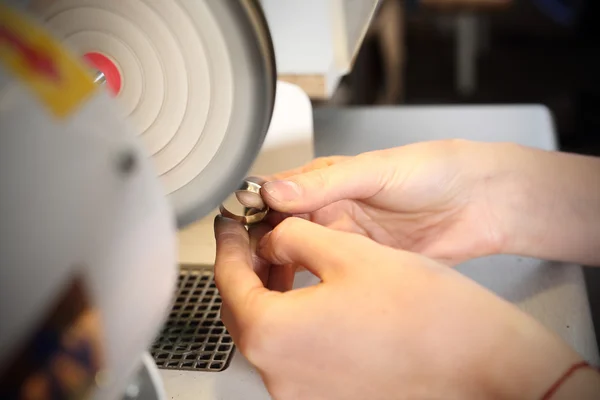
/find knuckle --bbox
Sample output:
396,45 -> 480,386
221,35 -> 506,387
294,170 -> 331,206
273,217 -> 303,243
355,151 -> 399,193
311,168 -> 330,189
309,156 -> 335,169
294,167 -> 328,190
277,215 -> 301,230
218,230 -> 249,249
359,149 -> 399,170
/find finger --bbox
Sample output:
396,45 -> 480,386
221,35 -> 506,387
326,217 -> 368,236
214,216 -> 268,317
248,223 -> 272,287
234,176 -> 267,209
219,303 -> 238,338
264,210 -> 291,227
263,210 -> 309,228
267,264 -> 296,292
261,154 -> 389,213
260,156 -> 349,182
236,191 -> 266,210
258,217 -> 365,280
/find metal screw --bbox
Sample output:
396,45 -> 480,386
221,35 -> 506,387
117,151 -> 137,175
94,70 -> 107,85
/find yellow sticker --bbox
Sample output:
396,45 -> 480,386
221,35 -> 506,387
0,4 -> 97,118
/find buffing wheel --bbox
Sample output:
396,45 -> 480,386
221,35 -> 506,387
29,0 -> 276,228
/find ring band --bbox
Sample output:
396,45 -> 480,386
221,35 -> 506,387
219,179 -> 269,225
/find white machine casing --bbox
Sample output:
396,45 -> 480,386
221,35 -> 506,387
0,67 -> 178,399
0,0 -> 285,398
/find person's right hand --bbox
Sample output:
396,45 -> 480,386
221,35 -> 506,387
214,216 -> 597,400
260,139 -> 521,266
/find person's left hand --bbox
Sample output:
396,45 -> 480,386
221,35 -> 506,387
213,216 -> 582,400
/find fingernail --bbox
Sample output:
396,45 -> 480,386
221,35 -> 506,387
262,180 -> 301,202
235,191 -> 265,209
214,215 -> 237,237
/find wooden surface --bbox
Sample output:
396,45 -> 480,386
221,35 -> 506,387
277,74 -> 328,100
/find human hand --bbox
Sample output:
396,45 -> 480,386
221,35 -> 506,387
259,139 -> 522,266
214,216 -> 584,400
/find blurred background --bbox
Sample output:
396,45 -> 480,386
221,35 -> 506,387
321,0 -> 599,155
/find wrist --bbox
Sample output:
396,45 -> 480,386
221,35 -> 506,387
484,142 -> 600,264
478,316 -> 583,400
477,141 -> 564,259
548,364 -> 600,399
487,142 -> 541,257
466,141 -> 535,258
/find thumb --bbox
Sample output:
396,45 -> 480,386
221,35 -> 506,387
258,217 -> 369,281
261,154 -> 389,213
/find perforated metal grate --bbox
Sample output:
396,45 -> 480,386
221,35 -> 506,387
150,267 -> 235,372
